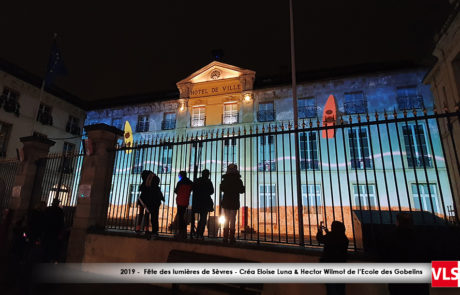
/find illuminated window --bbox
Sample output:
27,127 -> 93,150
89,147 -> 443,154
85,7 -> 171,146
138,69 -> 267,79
191,106 -> 205,127
344,91 -> 367,114
402,124 -> 432,168
222,138 -> 237,172
258,135 -> 276,171
257,102 -> 275,122
299,131 -> 319,170
353,184 -> 376,210
223,103 -> 238,124
348,127 -> 372,169
162,112 -> 176,130
158,145 -> 173,174
136,115 -> 149,132
298,98 -> 317,119
301,184 -> 322,214
131,149 -> 144,174
259,184 -> 277,212
397,86 -> 423,110
412,183 -> 438,213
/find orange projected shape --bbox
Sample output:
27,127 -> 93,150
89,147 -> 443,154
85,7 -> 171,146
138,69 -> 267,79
124,121 -> 133,154
322,95 -> 337,139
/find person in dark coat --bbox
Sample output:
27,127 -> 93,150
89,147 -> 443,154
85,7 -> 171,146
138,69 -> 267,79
174,171 -> 193,239
138,170 -> 164,239
220,164 -> 245,244
136,170 -> 153,233
26,201 -> 47,262
42,198 -> 65,263
191,169 -> 214,240
317,220 -> 349,295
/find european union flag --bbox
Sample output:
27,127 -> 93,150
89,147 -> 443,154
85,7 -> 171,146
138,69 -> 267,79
45,37 -> 67,86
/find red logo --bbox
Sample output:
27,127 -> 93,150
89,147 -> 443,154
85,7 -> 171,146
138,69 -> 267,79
432,261 -> 460,287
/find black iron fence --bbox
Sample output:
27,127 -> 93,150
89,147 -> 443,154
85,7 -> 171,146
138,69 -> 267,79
35,152 -> 84,227
0,158 -> 20,211
106,109 -> 460,249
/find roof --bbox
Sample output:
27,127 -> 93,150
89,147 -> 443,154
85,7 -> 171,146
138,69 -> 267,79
88,60 -> 426,110
0,58 -> 88,110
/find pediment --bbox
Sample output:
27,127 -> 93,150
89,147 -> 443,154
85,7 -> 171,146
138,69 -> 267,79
177,61 -> 255,85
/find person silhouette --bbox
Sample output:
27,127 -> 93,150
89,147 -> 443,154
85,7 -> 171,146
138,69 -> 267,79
317,220 -> 349,295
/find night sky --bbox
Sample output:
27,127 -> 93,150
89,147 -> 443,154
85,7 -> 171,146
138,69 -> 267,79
0,1 -> 453,101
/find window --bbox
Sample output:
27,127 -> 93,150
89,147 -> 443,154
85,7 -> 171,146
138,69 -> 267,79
223,103 -> 238,124
162,112 -> 176,130
159,145 -> 173,174
397,86 -> 423,110
257,102 -> 275,122
136,115 -> 149,132
301,184 -> 322,214
402,124 -> 432,168
191,106 -> 205,127
36,103 -> 53,125
63,142 -> 75,154
189,141 -> 204,173
412,183 -> 439,213
299,131 -> 319,170
222,138 -> 237,171
131,149 -> 144,174
353,184 -> 376,209
344,91 -> 367,114
128,184 -> 140,208
348,127 -> 372,169
259,184 -> 277,212
258,135 -> 276,171
298,98 -> 317,119
66,115 -> 81,135
0,87 -> 20,116
0,121 -> 12,157
111,118 -> 123,130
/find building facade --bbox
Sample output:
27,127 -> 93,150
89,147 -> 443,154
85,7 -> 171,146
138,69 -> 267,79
424,3 -> 460,218
0,63 -> 86,158
86,61 -> 456,243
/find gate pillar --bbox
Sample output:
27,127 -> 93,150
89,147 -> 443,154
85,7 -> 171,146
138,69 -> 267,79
67,124 -> 122,262
9,135 -> 55,224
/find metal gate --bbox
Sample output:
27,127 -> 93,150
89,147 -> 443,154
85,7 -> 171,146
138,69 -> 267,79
34,152 -> 84,227
0,158 -> 20,212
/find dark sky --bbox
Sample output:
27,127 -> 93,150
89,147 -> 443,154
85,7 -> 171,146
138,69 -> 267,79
0,0 -> 453,101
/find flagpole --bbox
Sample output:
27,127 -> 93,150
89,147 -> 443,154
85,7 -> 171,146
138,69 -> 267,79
33,33 -> 58,135
289,0 -> 304,246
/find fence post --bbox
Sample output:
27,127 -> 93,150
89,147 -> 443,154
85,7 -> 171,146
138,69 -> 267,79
67,124 -> 122,262
9,136 -> 55,224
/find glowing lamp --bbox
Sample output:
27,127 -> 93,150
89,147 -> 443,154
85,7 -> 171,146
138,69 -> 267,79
219,215 -> 226,225
179,103 -> 186,112
243,93 -> 252,102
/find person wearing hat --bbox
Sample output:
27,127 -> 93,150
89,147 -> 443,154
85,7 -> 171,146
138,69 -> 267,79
220,164 -> 245,244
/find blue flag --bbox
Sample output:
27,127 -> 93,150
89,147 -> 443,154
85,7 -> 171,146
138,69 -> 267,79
44,38 -> 67,86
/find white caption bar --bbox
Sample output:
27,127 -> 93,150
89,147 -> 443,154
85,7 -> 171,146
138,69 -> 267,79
36,263 -> 431,284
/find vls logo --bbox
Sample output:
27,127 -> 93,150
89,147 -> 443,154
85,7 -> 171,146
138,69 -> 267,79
432,261 -> 460,287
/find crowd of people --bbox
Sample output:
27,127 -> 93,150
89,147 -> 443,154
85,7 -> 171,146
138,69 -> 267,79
136,163 -> 245,244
